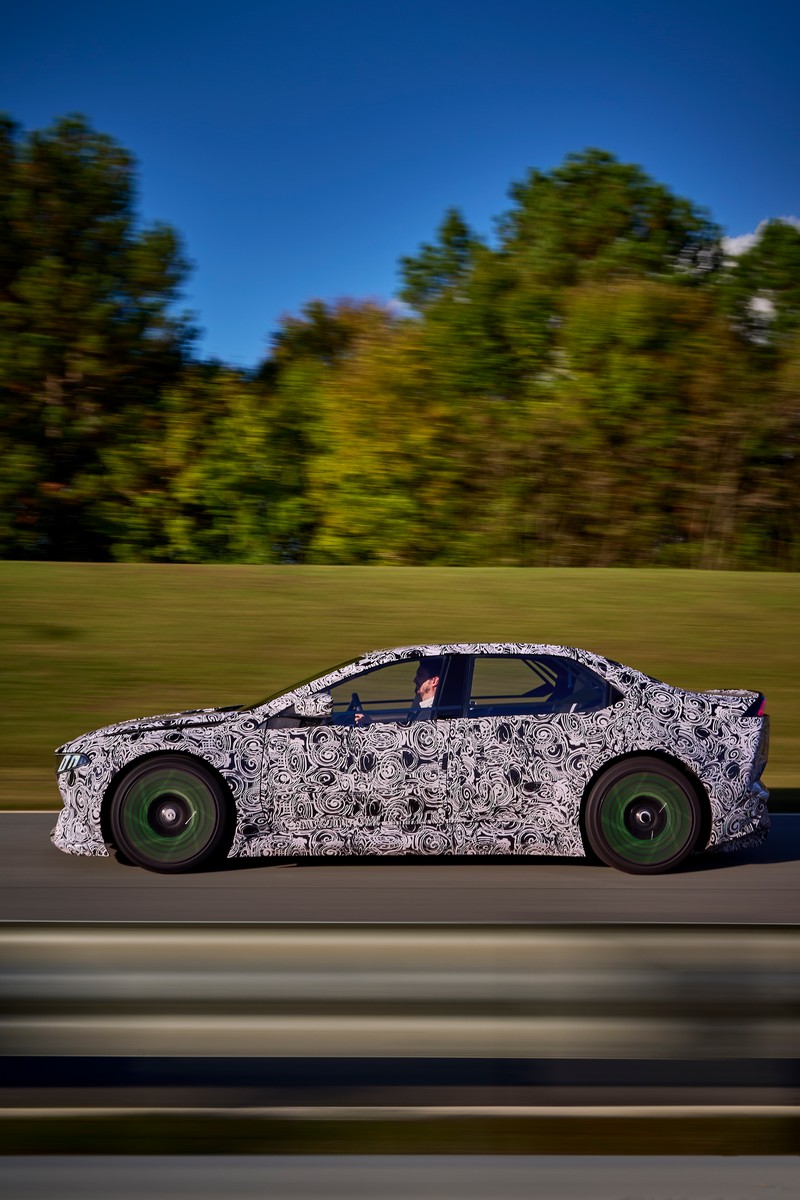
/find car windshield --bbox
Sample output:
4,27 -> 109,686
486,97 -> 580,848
243,656 -> 359,710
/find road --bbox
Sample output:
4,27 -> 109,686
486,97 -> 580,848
2,1156 -> 799,1200
2,812 -> 799,923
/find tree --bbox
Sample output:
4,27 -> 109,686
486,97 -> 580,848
97,367 -> 280,563
399,208 -> 480,311
257,299 -> 369,385
537,280 -> 769,567
396,149 -> 723,437
0,114 -> 192,558
722,220 -> 800,344
256,300 -> 403,560
498,148 -> 721,286
4,127 -> 796,570
303,307 -> 458,564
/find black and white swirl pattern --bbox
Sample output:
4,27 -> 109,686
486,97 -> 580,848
52,643 -> 770,863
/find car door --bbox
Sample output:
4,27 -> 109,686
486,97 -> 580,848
449,653 -> 621,855
263,655 -> 461,854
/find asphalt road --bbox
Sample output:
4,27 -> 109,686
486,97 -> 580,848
2,1156 -> 799,1200
3,812 -> 799,923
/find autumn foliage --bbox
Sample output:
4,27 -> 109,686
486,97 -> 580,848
2,120 -> 799,567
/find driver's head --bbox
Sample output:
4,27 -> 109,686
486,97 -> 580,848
413,656 -> 444,703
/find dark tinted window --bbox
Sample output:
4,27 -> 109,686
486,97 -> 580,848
268,656 -> 461,729
468,655 -> 618,717
325,656 -> 456,726
327,659 -> 423,724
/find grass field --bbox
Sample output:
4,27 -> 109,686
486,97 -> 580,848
1,563 -> 798,809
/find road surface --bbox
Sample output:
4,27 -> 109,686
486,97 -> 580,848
3,812 -> 798,923
2,1156 -> 799,1200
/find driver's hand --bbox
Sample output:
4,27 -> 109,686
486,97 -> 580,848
354,711 -> 363,724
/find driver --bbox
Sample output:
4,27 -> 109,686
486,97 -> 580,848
355,657 -> 443,725
409,657 -> 443,720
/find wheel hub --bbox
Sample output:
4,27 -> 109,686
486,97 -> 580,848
148,793 -> 190,837
623,795 -> 667,840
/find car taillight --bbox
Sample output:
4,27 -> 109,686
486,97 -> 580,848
745,693 -> 766,717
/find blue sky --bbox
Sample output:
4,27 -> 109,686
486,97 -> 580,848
3,0 -> 799,367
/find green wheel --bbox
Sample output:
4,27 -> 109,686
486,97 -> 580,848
584,757 -> 702,875
109,755 -> 231,873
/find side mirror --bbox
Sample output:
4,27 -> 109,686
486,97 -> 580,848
293,691 -> 333,720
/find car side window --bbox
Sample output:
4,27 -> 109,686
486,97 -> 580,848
325,660 -> 417,724
324,656 -> 462,726
468,655 -> 618,717
266,659 -> 437,729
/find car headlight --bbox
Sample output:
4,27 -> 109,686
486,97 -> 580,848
57,752 -> 91,774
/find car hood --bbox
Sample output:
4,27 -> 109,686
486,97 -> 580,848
56,705 -> 243,753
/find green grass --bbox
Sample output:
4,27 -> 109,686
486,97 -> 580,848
2,1110 -> 799,1156
1,563 -> 798,809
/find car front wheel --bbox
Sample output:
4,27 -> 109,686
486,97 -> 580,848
584,757 -> 702,875
109,755 -> 231,873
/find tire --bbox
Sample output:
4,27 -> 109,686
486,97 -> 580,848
108,755 -> 231,873
584,757 -> 702,875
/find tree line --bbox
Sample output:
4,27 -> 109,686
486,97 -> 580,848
2,115 -> 799,567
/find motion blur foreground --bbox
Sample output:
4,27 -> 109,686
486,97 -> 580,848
3,918 -> 800,1156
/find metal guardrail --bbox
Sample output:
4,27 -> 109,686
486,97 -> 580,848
1,923 -> 799,1059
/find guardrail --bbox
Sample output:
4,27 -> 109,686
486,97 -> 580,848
2,923 -> 799,1059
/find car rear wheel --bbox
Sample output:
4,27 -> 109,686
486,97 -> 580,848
584,757 -> 702,875
109,755 -> 231,873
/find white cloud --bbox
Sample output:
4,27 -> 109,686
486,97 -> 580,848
723,230 -> 760,256
723,216 -> 800,258
386,298 -> 416,319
